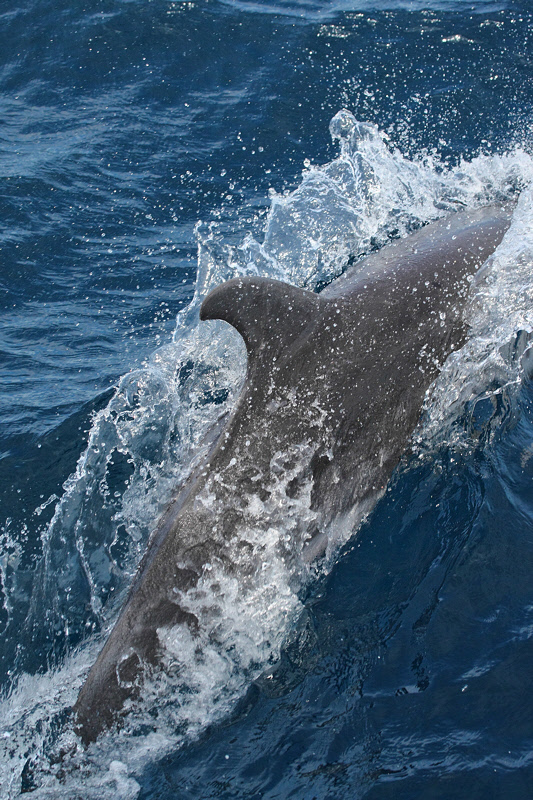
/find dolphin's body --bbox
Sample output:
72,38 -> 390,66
74,203 -> 513,743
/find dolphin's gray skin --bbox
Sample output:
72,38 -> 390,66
73,203 -> 513,744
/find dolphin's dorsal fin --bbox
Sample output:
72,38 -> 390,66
200,277 -> 321,365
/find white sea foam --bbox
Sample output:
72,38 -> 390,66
2,110 -> 533,798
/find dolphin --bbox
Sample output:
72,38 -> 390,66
73,202 -> 513,744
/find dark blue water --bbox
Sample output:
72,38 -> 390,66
1,0 -> 533,797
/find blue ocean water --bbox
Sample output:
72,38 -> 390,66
1,0 -> 533,797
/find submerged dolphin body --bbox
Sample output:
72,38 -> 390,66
74,203 -> 513,743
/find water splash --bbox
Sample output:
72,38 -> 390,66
2,110 -> 533,797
